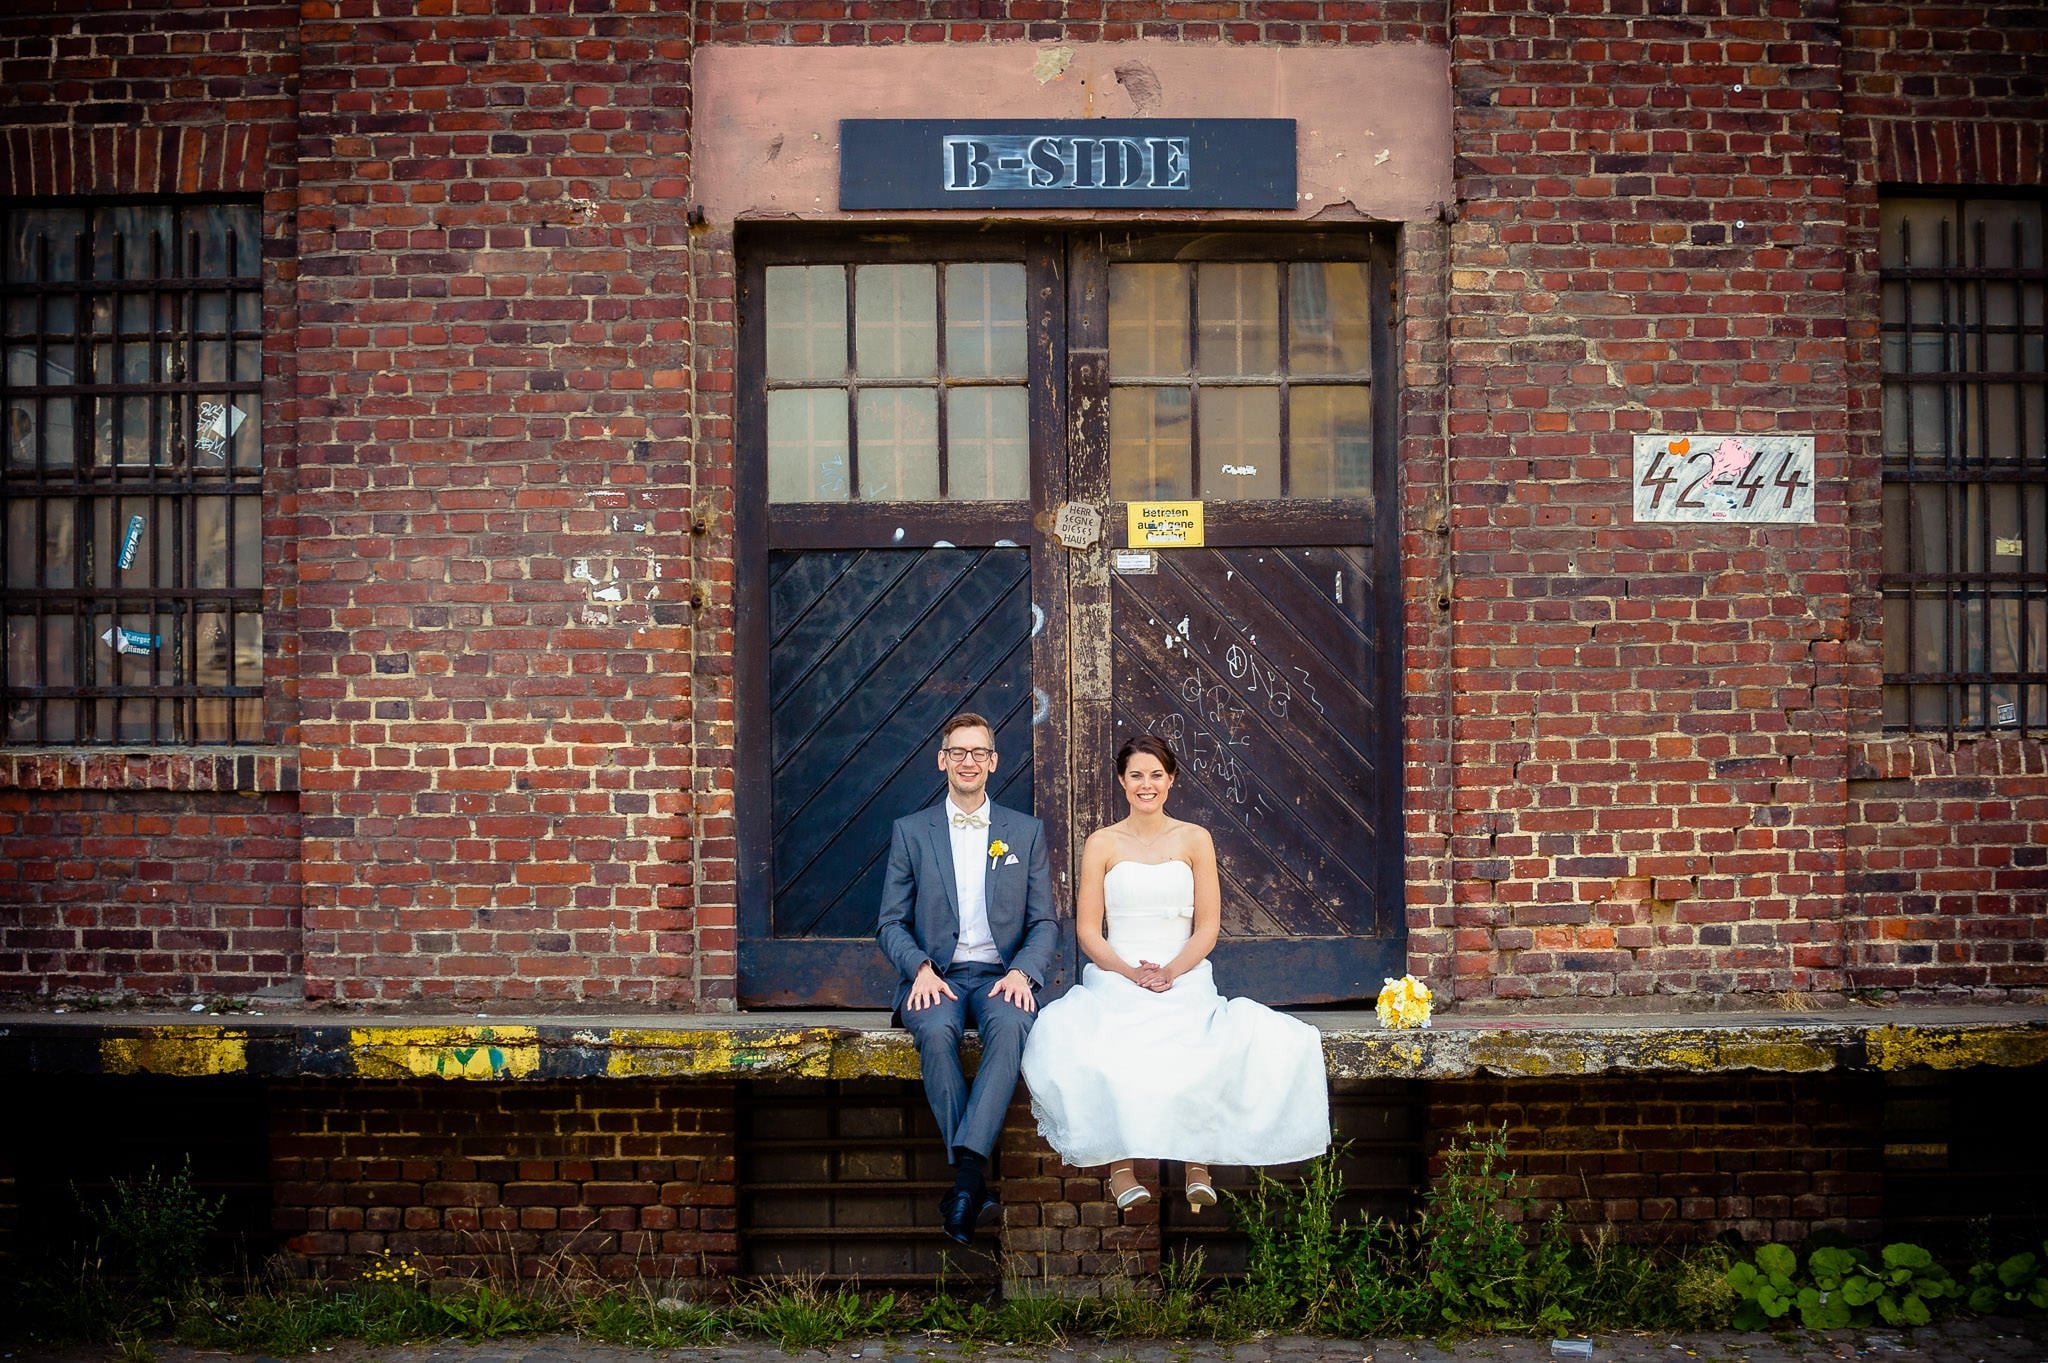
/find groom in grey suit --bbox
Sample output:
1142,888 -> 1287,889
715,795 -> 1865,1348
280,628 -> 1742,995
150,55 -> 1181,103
877,711 -> 1058,1244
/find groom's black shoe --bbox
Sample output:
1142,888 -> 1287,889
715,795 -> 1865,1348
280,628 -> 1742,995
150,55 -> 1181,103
939,1187 -> 998,1244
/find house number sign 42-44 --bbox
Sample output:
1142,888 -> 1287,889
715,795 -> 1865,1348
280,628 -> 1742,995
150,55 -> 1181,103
1630,434 -> 1816,525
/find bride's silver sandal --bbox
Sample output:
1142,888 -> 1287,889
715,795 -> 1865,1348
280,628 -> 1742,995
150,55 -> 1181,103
1184,1163 -> 1217,1213
1108,1163 -> 1152,1211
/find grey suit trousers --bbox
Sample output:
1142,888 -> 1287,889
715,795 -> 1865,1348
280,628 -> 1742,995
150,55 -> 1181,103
897,959 -> 1037,1162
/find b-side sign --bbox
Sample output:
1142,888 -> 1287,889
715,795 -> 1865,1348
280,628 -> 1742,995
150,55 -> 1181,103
839,119 -> 1297,210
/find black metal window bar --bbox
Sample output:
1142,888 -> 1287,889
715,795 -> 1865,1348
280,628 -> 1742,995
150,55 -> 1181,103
2,201 -> 265,745
1880,195 -> 2048,735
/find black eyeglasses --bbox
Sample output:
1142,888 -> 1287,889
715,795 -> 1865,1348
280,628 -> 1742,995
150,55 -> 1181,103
940,746 -> 995,763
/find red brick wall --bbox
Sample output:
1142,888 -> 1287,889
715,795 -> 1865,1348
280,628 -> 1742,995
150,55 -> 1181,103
1399,219 -> 1460,998
1434,0 -> 1861,1005
1431,1075 -> 1886,1245
270,1080 -> 739,1283
292,2 -> 701,1005
687,226 -> 739,1009
0,789 -> 301,1000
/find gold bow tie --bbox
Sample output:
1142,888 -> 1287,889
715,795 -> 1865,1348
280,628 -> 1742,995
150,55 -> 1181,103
951,810 -> 989,829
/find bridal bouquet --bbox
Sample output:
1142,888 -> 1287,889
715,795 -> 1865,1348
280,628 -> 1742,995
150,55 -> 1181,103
1376,974 -> 1433,1029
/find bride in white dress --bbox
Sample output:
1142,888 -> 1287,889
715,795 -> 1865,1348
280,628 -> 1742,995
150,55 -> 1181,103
1020,734 -> 1330,1212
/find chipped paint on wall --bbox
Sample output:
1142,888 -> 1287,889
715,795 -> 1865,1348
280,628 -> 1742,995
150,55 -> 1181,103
1869,1023 -> 2048,1072
694,41 -> 1452,225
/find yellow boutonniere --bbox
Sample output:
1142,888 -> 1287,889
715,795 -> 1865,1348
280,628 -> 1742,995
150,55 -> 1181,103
988,839 -> 1009,863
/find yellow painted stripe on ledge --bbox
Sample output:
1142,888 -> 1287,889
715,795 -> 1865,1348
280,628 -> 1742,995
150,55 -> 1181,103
349,1026 -> 540,1080
37,1014 -> 2048,1081
599,1027 -> 841,1078
101,1027 -> 249,1076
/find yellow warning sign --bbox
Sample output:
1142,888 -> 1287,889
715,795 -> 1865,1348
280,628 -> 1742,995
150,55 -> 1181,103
1127,500 -> 1205,548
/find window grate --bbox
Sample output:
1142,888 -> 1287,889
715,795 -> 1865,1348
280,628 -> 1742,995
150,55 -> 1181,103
2,200 -> 265,746
1880,195 -> 2048,735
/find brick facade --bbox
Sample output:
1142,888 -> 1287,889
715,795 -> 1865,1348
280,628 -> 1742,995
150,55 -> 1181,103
1432,0 -> 1858,1005
290,2 -> 700,1006
0,789 -> 301,1000
695,0 -> 1443,46
1431,1075 -> 1885,1246
0,7 -> 2039,1008
270,1079 -> 739,1283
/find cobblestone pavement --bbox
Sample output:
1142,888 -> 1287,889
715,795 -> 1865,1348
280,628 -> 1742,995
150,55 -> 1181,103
21,1319 -> 2045,1363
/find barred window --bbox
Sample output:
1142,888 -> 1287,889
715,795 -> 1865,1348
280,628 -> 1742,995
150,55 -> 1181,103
2,202 -> 264,745
1881,195 -> 2048,733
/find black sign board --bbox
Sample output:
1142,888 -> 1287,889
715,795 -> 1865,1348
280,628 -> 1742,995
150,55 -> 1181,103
839,119 -> 1297,210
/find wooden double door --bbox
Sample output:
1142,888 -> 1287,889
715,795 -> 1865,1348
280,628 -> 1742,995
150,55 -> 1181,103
735,229 -> 1403,1008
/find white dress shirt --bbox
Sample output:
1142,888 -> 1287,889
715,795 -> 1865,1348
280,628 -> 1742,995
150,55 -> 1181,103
947,796 -> 1002,966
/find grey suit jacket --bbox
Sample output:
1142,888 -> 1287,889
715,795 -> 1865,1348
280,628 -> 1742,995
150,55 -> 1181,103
875,798 -> 1059,1022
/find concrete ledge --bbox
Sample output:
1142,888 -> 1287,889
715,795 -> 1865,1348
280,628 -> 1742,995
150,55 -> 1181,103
2,1006 -> 2045,1081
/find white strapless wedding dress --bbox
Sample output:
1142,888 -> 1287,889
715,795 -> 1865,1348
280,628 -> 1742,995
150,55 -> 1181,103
1020,859 -> 1331,1168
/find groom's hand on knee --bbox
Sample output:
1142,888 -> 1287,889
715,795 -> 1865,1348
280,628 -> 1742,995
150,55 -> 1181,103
988,968 -> 1037,1012
906,962 -> 957,1011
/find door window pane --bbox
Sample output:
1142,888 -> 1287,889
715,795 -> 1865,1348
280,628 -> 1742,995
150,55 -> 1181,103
1289,262 -> 1373,377
1110,387 -> 1192,500
766,259 -> 1031,503
945,263 -> 1028,378
854,264 -> 937,379
768,390 -> 849,501
1201,387 -> 1281,500
948,387 -> 1029,500
1291,387 -> 1374,497
1109,255 -> 1374,502
766,265 -> 847,381
857,388 -> 939,499
1198,263 -> 1280,375
1109,264 -> 1188,376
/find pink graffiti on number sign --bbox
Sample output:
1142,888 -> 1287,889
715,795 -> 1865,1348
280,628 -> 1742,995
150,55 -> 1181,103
1708,438 -> 1757,482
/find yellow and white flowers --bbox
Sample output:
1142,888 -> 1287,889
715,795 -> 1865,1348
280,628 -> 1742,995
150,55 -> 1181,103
1376,974 -> 1434,1029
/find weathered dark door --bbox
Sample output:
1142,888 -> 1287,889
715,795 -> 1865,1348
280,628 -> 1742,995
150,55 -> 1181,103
1066,235 -> 1404,1001
736,233 -> 1070,1006
736,229 -> 1399,1007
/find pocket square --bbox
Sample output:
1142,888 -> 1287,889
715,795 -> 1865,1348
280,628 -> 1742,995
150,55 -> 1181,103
1004,854 -> 1018,865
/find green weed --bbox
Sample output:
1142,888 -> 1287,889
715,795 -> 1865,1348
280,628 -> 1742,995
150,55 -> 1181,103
1965,1243 -> 2048,1314
83,1158 -> 225,1301
1225,1142 -> 1351,1330
1727,1242 -> 1961,1330
432,1282 -> 549,1339
1208,1126 -> 1737,1338
569,1286 -> 732,1346
741,1273 -> 897,1350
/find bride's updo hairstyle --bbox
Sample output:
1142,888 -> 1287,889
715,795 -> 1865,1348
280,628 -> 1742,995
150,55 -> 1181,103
1115,733 -> 1179,778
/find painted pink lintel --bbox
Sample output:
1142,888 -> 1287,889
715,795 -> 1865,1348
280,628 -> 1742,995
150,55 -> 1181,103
693,42 -> 1453,225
